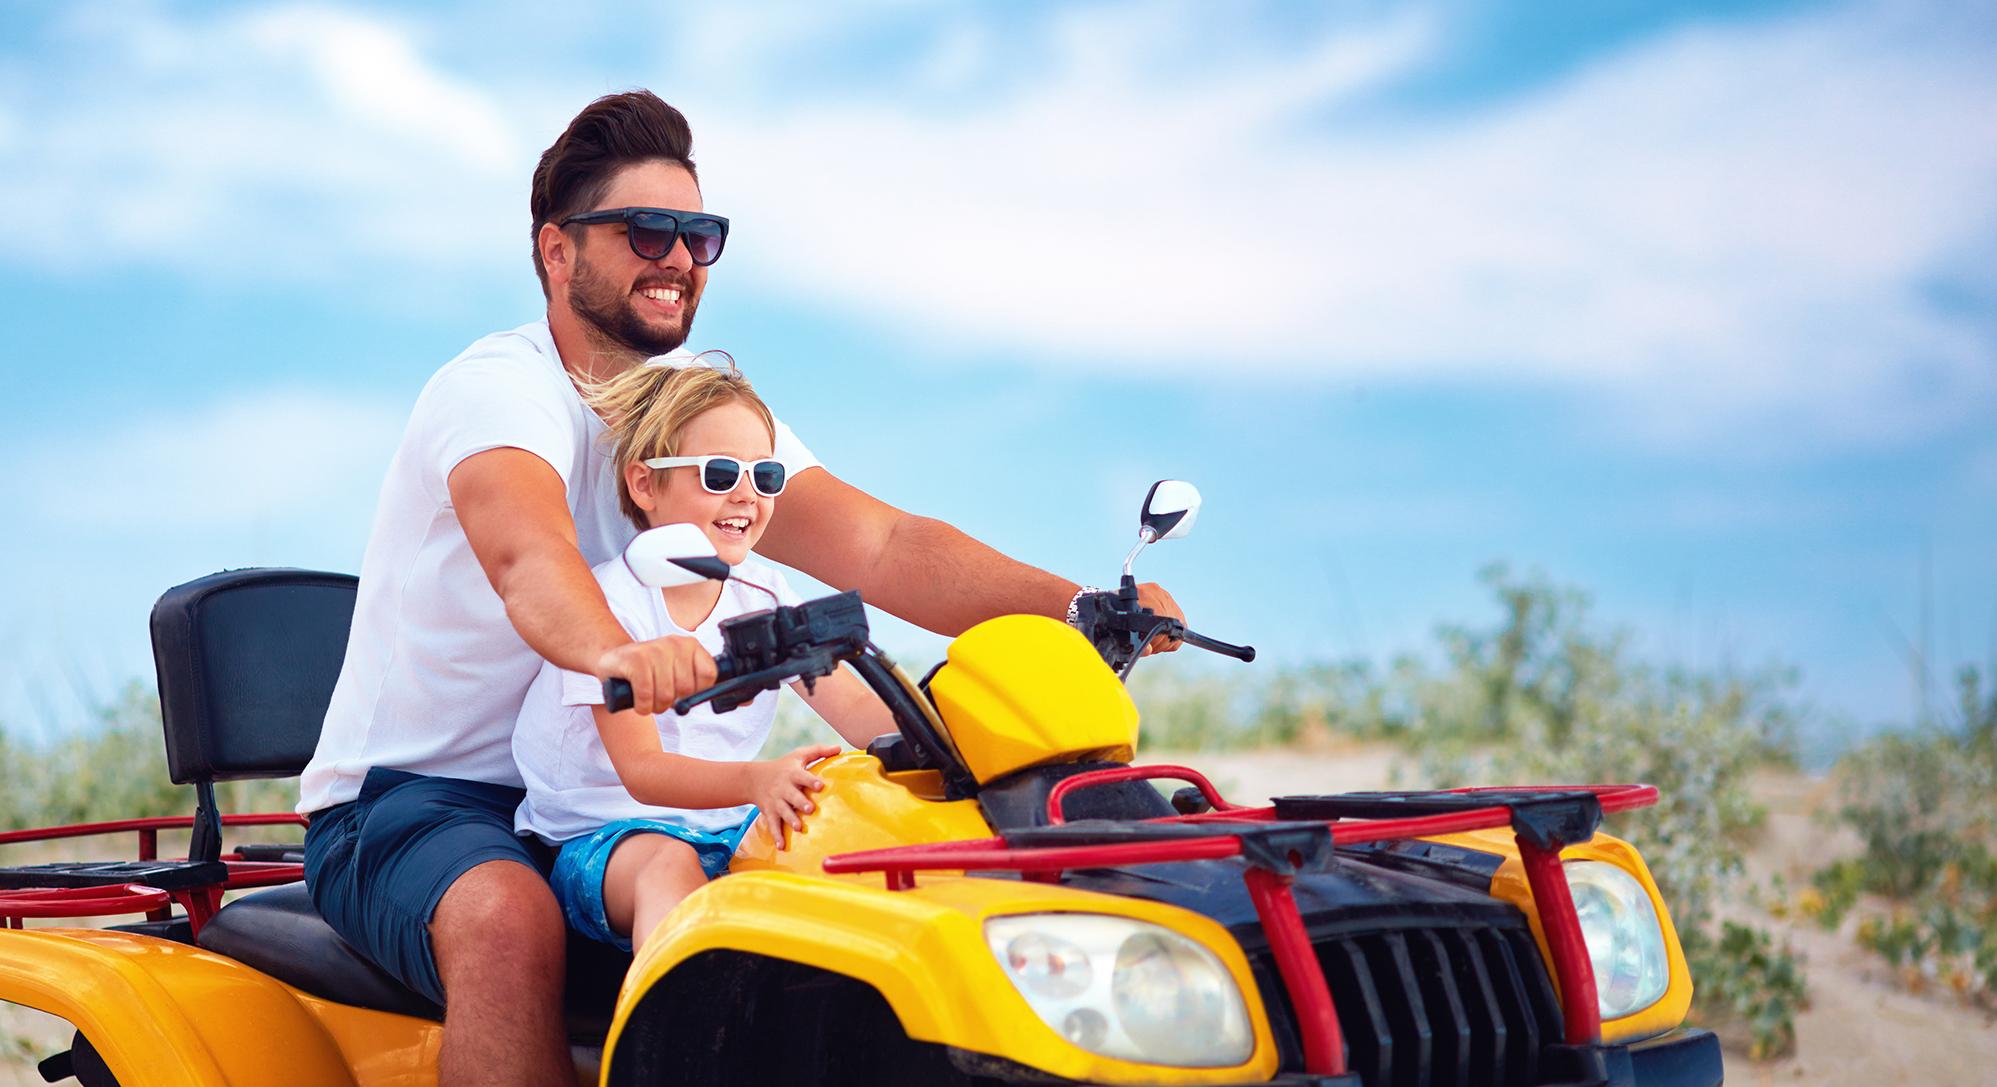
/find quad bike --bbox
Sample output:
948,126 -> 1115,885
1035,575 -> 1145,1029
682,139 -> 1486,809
0,481 -> 1722,1086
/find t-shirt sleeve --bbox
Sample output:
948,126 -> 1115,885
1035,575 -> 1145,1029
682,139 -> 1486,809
408,355 -> 579,504
771,416 -> 821,476
559,665 -> 606,708
561,563 -> 655,707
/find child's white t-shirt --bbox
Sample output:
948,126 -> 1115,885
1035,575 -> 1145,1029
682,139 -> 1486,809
296,319 -> 820,815
513,551 -> 806,844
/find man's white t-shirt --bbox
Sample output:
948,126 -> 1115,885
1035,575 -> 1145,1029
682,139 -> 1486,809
513,554 -> 803,844
296,320 -> 820,815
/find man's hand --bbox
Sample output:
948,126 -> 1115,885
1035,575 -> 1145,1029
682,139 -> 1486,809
746,743 -> 842,848
1137,582 -> 1185,655
593,636 -> 717,717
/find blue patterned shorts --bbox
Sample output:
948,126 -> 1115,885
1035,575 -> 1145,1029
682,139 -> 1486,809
549,813 -> 757,951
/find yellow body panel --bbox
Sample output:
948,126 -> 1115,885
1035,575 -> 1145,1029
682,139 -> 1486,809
928,615 -> 1141,785
1420,828 -> 1695,1042
612,870 -> 1281,1085
0,928 -> 360,1087
727,751 -> 991,874
286,990 -> 442,1087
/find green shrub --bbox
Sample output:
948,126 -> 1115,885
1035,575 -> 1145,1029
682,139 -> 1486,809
1697,921 -> 1808,1060
0,682 -> 298,839
1406,567 -> 1807,1058
1813,679 -> 1997,1008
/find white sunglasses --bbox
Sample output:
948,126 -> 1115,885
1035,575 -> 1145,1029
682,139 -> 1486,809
642,455 -> 788,497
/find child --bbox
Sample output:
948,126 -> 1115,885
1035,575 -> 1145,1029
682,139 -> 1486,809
512,361 -> 895,954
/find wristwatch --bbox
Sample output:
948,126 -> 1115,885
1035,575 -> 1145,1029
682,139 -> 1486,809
1065,586 -> 1102,628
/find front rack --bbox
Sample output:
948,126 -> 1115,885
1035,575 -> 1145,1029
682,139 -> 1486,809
0,812 -> 306,934
823,767 -> 1658,1080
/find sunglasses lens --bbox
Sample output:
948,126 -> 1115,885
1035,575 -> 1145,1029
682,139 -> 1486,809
627,213 -> 678,260
682,221 -> 726,266
701,458 -> 743,493
752,460 -> 786,496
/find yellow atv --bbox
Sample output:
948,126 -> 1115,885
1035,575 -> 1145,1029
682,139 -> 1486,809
0,481 -> 1721,1086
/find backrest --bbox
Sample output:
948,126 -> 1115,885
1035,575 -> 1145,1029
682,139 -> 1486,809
150,568 -> 358,784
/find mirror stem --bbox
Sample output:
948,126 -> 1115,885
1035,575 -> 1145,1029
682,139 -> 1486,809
1120,526 -> 1158,580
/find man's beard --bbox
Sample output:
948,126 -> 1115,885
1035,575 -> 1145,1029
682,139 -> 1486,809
569,255 -> 699,358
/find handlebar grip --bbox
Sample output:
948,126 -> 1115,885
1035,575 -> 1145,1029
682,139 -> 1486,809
1178,628 -> 1256,662
602,654 -> 738,716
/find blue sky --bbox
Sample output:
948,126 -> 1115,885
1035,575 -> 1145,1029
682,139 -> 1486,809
2,0 -> 1993,754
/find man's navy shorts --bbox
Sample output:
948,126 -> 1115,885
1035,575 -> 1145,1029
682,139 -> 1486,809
302,767 -> 553,1006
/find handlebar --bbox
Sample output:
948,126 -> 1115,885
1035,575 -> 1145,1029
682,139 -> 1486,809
1074,578 -> 1255,679
602,650 -> 796,716
602,590 -> 869,715
603,576 -> 1253,714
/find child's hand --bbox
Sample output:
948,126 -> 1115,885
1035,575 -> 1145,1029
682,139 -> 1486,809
594,635 -> 718,716
747,743 -> 842,849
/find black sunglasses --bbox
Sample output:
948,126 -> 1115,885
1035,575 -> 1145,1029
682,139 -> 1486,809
558,207 -> 730,266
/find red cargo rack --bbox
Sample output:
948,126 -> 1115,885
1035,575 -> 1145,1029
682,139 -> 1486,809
0,812 -> 307,933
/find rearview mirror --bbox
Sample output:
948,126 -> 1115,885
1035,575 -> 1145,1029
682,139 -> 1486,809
623,524 -> 731,588
1140,480 -> 1201,542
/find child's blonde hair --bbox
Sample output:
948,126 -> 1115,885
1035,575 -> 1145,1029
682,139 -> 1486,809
581,361 -> 777,530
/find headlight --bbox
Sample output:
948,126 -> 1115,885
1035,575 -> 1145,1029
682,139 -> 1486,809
1567,860 -> 1671,1019
985,913 -> 1253,1067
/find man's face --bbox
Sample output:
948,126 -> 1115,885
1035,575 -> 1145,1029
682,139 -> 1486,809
561,160 -> 709,357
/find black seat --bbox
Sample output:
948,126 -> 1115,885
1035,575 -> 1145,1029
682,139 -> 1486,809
199,882 -> 633,1037
199,882 -> 442,1019
146,568 -> 632,1034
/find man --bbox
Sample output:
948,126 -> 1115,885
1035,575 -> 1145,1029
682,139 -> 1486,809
296,90 -> 1183,1085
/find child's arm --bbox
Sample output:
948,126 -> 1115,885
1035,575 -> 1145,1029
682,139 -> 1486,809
789,668 -> 898,749
593,691 -> 840,840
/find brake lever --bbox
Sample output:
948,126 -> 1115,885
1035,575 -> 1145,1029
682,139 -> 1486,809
672,646 -> 850,715
1175,625 -> 1256,662
604,672 -> 767,715
674,663 -> 791,715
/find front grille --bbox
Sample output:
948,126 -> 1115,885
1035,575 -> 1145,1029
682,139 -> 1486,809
1251,924 -> 1565,1087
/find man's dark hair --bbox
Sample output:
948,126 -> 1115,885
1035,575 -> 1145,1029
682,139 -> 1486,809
530,90 -> 698,297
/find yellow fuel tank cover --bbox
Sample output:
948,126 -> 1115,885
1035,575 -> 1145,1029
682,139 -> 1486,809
929,615 -> 1139,785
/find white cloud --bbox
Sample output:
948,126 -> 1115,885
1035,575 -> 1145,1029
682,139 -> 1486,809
683,0 -> 1997,447
3,0 -> 1993,450
0,2 -> 537,281
235,6 -> 515,171
15,389 -> 404,531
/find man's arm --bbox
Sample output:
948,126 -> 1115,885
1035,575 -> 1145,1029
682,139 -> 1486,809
755,468 -> 1182,637
448,447 -> 714,713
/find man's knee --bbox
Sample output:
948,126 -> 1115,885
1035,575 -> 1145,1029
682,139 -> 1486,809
431,860 -> 563,963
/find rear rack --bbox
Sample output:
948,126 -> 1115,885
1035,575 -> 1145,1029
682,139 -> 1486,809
0,812 -> 306,935
822,767 -> 1658,1080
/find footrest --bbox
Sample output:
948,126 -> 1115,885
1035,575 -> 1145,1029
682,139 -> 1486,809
0,860 -> 229,892
233,843 -> 305,863
1003,820 -> 1335,874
